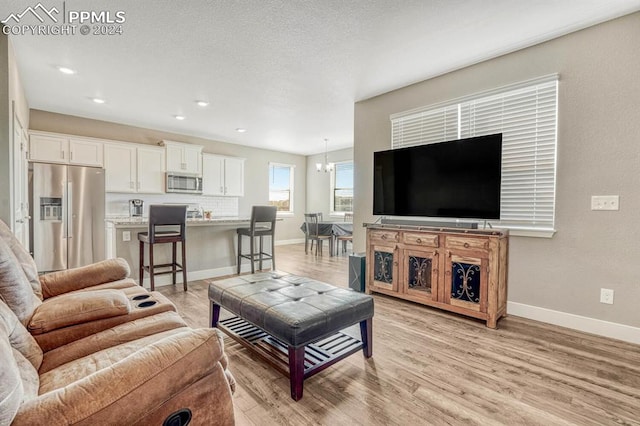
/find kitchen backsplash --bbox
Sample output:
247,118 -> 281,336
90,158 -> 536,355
106,193 -> 239,217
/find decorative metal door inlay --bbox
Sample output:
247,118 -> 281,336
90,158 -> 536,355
451,262 -> 481,303
408,256 -> 431,293
373,251 -> 393,284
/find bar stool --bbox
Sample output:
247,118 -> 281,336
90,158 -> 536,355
138,204 -> 188,291
237,206 -> 277,274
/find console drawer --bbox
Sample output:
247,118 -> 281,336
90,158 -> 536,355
446,236 -> 488,251
369,229 -> 399,244
403,232 -> 439,247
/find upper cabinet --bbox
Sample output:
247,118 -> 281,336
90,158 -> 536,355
162,140 -> 203,175
30,132 -> 103,167
104,143 -> 165,194
202,153 -> 245,197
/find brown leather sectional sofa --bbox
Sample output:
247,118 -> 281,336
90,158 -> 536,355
0,220 -> 235,425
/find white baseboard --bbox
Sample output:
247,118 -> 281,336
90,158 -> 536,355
507,301 -> 640,345
275,238 -> 305,246
139,261 -> 273,287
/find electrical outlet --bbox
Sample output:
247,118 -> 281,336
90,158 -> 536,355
600,288 -> 614,304
591,195 -> 619,211
122,231 -> 131,242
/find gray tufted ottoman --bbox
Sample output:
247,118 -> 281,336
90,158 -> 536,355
208,272 -> 374,400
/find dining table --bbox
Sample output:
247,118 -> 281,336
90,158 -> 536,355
300,221 -> 353,256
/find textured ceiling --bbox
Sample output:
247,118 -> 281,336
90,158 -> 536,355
4,0 -> 640,155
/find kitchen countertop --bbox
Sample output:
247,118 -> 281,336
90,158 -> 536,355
106,216 -> 250,227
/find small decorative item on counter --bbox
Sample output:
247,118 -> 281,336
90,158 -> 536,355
204,210 -> 212,219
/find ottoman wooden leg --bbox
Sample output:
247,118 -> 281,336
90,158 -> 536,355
360,318 -> 373,358
288,346 -> 305,401
210,302 -> 221,328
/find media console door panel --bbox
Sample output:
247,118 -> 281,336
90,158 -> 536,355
444,253 -> 488,313
368,244 -> 398,293
402,248 -> 438,303
365,225 -> 508,328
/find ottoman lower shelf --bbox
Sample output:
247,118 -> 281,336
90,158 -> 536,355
218,315 -> 364,383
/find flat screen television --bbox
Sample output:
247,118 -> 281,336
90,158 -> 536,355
373,133 -> 502,220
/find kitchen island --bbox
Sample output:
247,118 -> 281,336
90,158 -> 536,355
106,217 -> 255,286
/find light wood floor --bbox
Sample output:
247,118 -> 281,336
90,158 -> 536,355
157,244 -> 640,426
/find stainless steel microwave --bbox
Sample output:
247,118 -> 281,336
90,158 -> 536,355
166,173 -> 203,194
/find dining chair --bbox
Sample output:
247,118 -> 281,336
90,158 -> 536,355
335,212 -> 354,254
304,213 -> 332,256
302,212 -> 322,254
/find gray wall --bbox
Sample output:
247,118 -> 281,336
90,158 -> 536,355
29,110 -> 307,242
306,147 -> 353,217
354,12 -> 640,327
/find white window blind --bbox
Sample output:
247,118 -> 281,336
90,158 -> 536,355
390,75 -> 558,233
391,104 -> 459,148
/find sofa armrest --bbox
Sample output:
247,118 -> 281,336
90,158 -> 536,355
40,258 -> 131,299
12,329 -> 234,426
28,290 -> 130,334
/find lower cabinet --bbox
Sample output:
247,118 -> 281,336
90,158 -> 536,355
366,225 -> 508,328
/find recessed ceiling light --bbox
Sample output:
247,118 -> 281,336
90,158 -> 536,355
236,128 -> 247,133
174,115 -> 186,120
92,98 -> 106,104
195,100 -> 209,107
58,66 -> 76,75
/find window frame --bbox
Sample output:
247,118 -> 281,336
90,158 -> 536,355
390,74 -> 559,237
268,162 -> 295,216
330,160 -> 354,216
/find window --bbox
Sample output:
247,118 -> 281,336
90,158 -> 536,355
268,163 -> 294,213
331,161 -> 354,213
391,74 -> 558,236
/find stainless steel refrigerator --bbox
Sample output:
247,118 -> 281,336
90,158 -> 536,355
29,163 -> 106,273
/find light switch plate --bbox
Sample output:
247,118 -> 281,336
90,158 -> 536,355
591,195 -> 619,211
122,231 -> 131,242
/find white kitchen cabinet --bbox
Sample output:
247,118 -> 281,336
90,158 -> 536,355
136,146 -> 166,194
104,143 -> 165,193
30,133 -> 68,163
223,156 -> 244,196
104,143 -> 137,192
202,153 -> 244,196
30,132 -> 103,166
69,138 -> 103,167
162,140 -> 202,175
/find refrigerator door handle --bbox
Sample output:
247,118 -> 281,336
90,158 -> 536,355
67,181 -> 73,239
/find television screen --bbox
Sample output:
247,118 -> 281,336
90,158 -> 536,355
373,134 -> 502,219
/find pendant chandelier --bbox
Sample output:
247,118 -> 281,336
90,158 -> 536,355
316,138 -> 334,172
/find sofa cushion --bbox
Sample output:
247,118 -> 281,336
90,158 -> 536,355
0,220 -> 42,300
28,290 -> 131,335
40,311 -> 188,373
0,300 -> 42,371
0,238 -> 42,326
0,324 -> 23,426
38,327 -> 191,394
39,258 -> 132,299
12,347 -> 39,401
13,329 -> 233,426
70,277 -> 139,294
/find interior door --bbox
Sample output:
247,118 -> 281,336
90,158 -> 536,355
12,108 -> 29,248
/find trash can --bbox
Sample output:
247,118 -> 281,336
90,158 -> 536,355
348,253 -> 366,292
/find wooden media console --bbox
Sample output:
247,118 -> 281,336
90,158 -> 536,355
365,223 -> 508,328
